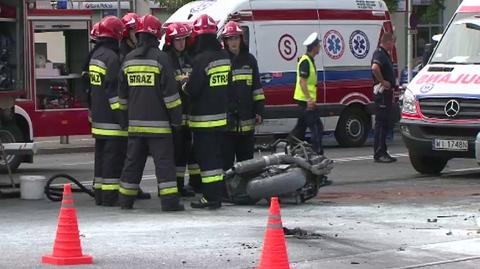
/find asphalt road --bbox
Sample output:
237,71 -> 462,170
1,136 -> 480,268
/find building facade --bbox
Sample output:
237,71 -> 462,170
392,0 -> 463,73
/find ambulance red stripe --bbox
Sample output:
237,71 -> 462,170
458,6 -> 480,13
248,9 -> 386,21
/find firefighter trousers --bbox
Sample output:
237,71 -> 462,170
93,138 -> 127,205
192,131 -> 225,201
119,136 -> 178,207
222,132 -> 255,171
172,127 -> 201,191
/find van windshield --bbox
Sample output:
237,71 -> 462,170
431,14 -> 480,65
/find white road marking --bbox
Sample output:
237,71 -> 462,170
333,153 -> 409,163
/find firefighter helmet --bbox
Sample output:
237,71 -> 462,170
98,16 -> 125,41
121,13 -> 140,38
136,15 -> 163,39
90,22 -> 100,40
193,14 -> 217,35
165,22 -> 191,46
221,21 -> 243,38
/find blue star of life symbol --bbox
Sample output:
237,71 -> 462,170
349,30 -> 369,59
354,36 -> 366,54
327,34 -> 342,55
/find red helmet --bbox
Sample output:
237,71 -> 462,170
136,15 -> 162,39
186,28 -> 198,49
193,14 -> 217,35
90,22 -> 100,40
121,13 -> 140,38
165,22 -> 191,46
98,16 -> 125,41
221,21 -> 243,38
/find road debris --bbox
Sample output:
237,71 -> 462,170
283,227 -> 323,239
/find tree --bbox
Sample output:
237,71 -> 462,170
153,0 -> 192,12
384,0 -> 399,11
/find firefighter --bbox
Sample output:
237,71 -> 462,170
88,16 -> 127,206
163,22 -> 198,197
118,15 -> 184,211
290,32 -> 324,155
119,12 -> 152,200
185,14 -> 231,209
221,21 -> 265,171
119,12 -> 139,62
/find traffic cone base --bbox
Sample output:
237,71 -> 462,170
42,184 -> 93,266
42,254 -> 93,266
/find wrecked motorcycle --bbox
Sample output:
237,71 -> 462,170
224,138 -> 334,205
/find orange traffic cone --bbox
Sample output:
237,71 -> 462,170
42,184 -> 93,265
258,197 -> 290,269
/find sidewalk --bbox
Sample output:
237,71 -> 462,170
35,135 -> 94,155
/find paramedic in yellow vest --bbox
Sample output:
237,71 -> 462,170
290,32 -> 324,155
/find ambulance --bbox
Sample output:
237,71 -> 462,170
164,0 -> 397,147
401,0 -> 480,174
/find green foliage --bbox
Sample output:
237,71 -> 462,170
421,0 -> 445,24
384,0 -> 399,11
153,0 -> 193,12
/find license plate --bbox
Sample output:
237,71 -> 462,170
433,139 -> 468,151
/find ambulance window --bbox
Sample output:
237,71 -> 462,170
432,14 -> 480,64
241,26 -> 249,46
33,21 -> 90,110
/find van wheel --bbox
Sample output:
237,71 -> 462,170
335,107 -> 369,147
0,124 -> 24,173
409,151 -> 447,175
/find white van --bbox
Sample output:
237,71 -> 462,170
401,0 -> 480,174
165,0 -> 397,147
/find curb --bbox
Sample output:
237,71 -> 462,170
36,146 -> 95,155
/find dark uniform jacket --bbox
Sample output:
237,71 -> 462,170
186,49 -> 231,131
166,49 -> 193,127
88,40 -> 127,138
119,39 -> 134,63
371,47 -> 395,108
118,47 -> 182,137
228,51 -> 265,133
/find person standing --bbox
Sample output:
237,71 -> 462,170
118,12 -> 151,200
371,32 -> 397,163
117,15 -> 184,211
221,21 -> 264,171
119,13 -> 139,62
163,22 -> 196,197
88,16 -> 127,206
290,32 -> 324,155
186,14 -> 231,209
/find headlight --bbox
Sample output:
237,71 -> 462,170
402,89 -> 417,114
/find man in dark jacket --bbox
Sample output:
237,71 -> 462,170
117,15 -> 184,211
88,16 -> 127,206
186,14 -> 231,209
221,21 -> 264,171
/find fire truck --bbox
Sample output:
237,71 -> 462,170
0,0 -> 91,171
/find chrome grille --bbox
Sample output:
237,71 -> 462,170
419,98 -> 480,120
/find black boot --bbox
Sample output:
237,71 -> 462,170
136,188 -> 151,200
119,194 -> 135,210
191,197 -> 221,210
188,175 -> 202,194
94,189 -> 102,206
177,180 -> 195,197
102,190 -> 119,207
161,194 -> 185,212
